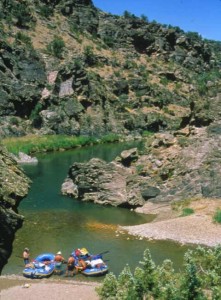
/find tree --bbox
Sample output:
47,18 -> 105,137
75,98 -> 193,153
181,254 -> 206,300
46,36 -> 65,58
97,272 -> 117,300
116,265 -> 136,300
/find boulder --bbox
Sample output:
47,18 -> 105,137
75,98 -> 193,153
13,152 -> 38,164
62,157 -> 145,207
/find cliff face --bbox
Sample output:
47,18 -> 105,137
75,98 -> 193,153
0,0 -> 220,138
0,146 -> 30,274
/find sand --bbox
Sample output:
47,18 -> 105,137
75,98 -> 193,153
122,199 -> 221,247
0,276 -> 100,300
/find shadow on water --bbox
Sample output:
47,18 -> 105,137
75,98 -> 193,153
3,142 -> 194,279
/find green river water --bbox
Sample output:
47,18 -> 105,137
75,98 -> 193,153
2,142 -> 193,280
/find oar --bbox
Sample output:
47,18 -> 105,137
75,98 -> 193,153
98,251 -> 109,256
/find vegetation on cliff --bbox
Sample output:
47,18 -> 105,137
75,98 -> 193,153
0,0 -> 220,139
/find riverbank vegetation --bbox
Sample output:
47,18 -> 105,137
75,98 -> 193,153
213,209 -> 221,224
97,246 -> 221,300
1,134 -> 121,155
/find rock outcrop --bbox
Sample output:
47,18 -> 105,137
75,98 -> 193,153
61,149 -> 144,207
62,118 -> 221,208
0,146 -> 30,274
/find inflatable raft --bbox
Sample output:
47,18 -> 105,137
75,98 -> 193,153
72,248 -> 109,276
23,253 -> 55,279
82,258 -> 108,276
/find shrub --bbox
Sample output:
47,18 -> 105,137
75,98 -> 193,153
14,32 -> 32,47
39,5 -> 54,18
102,36 -> 115,48
140,14 -> 148,22
181,208 -> 194,217
83,45 -> 96,66
142,130 -> 153,137
46,36 -> 65,58
12,2 -> 34,28
96,272 -> 117,299
213,209 -> 221,224
123,10 -> 137,19
30,103 -> 43,128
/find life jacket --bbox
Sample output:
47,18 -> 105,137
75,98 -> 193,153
77,259 -> 87,270
68,256 -> 75,266
54,255 -> 64,262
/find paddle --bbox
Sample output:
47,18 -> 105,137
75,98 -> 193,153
98,251 -> 109,256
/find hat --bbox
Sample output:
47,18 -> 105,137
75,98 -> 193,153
24,248 -> 29,251
57,251 -> 62,255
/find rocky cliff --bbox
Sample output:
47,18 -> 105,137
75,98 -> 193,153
0,0 -> 220,138
0,146 -> 30,274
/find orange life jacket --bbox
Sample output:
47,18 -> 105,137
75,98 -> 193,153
54,255 -> 64,262
78,259 -> 87,270
68,256 -> 75,266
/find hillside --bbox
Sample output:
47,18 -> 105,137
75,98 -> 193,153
0,0 -> 220,138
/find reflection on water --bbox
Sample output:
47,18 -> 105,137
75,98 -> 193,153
3,142 -> 193,278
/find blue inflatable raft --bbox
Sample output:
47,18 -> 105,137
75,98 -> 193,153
81,258 -> 108,276
23,253 -> 55,279
71,248 -> 109,276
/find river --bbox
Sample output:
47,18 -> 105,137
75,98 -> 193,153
2,142 -> 193,279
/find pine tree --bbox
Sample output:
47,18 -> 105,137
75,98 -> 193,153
181,255 -> 206,300
97,272 -> 117,300
116,264 -> 137,300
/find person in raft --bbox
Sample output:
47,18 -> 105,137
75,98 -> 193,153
23,248 -> 30,266
75,258 -> 87,274
65,255 -> 76,277
54,251 -> 66,274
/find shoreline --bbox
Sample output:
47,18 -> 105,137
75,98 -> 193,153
0,275 -> 100,300
122,199 -> 221,247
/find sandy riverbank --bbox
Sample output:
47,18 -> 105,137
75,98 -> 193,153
122,199 -> 221,247
0,275 -> 100,300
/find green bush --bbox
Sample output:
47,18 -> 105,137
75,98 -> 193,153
12,2 -> 34,28
142,130 -> 153,137
39,5 -> 54,18
102,36 -> 115,48
46,36 -> 65,58
14,32 -> 32,47
181,208 -> 194,217
140,14 -> 148,22
213,209 -> 221,224
83,45 -> 96,66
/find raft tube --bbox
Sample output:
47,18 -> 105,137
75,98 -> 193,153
23,253 -> 55,279
81,258 -> 108,277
